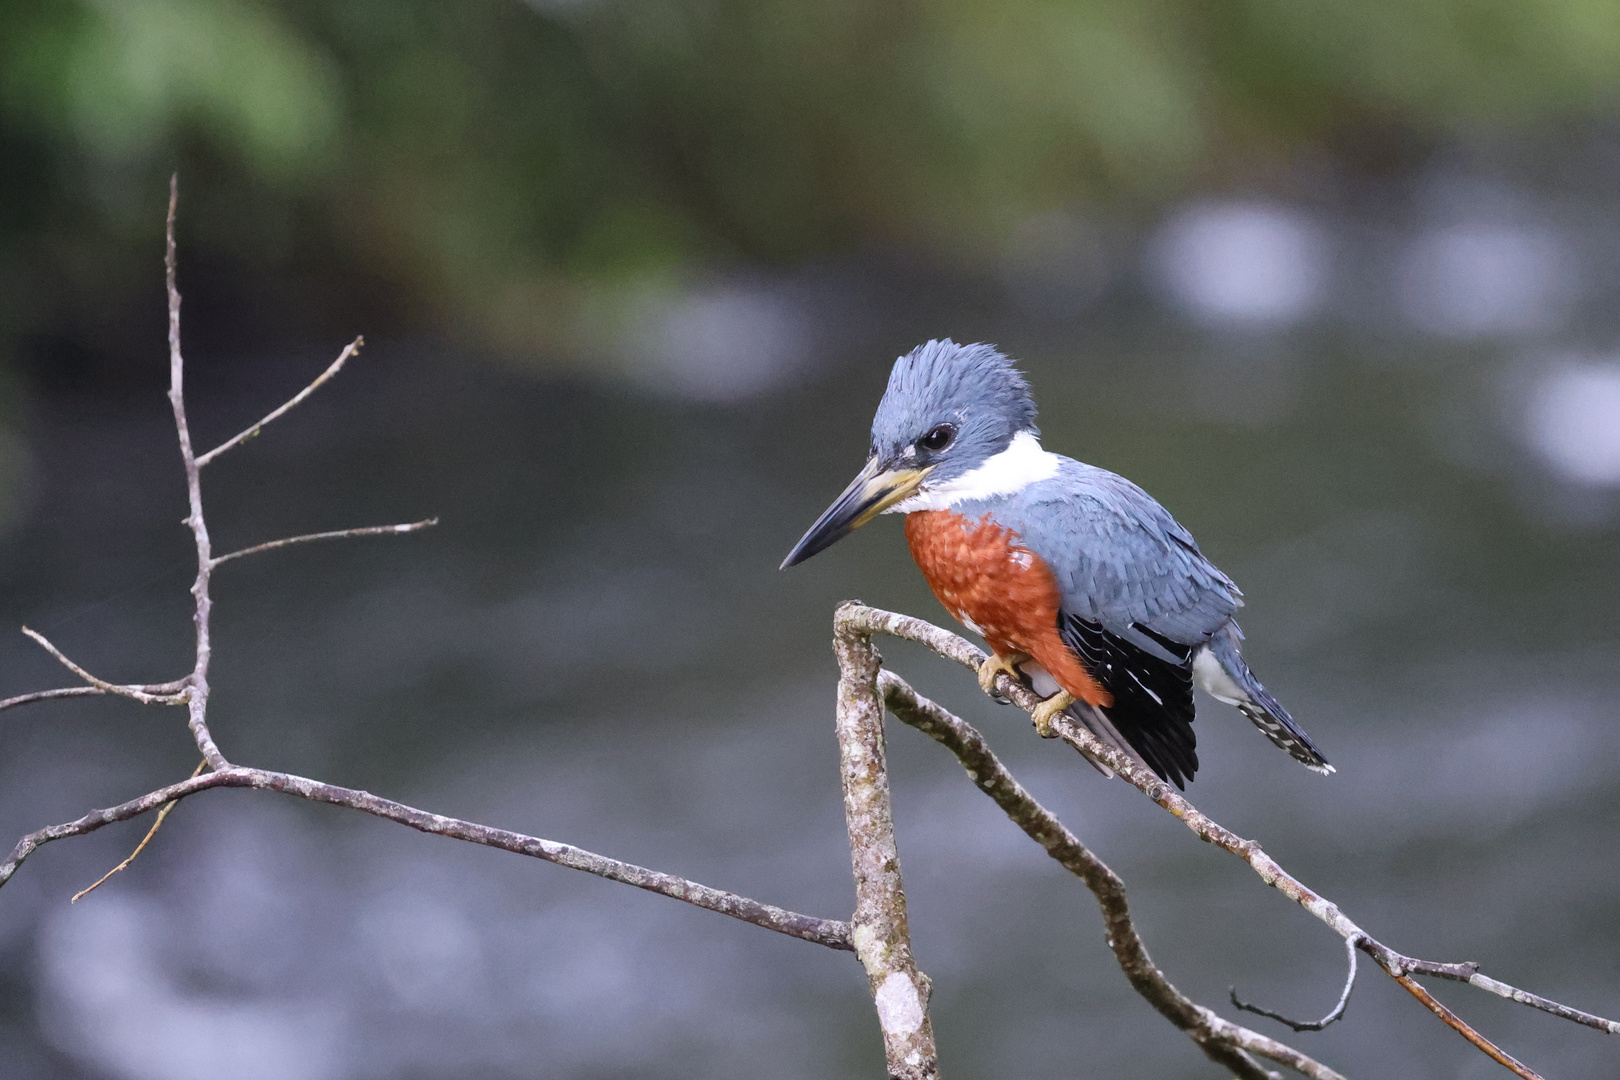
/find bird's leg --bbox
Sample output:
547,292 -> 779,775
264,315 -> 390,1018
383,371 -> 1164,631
1030,690 -> 1076,738
977,650 -> 1030,698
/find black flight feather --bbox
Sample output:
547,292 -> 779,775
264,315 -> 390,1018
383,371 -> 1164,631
1060,615 -> 1199,789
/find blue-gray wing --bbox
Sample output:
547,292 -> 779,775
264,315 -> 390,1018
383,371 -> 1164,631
991,459 -> 1242,664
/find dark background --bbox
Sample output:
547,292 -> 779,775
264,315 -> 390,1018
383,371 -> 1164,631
1,2 -> 1618,1077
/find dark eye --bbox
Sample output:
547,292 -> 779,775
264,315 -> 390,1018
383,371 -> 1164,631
918,424 -> 956,453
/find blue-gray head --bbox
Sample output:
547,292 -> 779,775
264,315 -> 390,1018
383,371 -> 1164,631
782,340 -> 1040,567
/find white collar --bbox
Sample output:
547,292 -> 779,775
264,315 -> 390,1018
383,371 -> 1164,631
887,431 -> 1061,513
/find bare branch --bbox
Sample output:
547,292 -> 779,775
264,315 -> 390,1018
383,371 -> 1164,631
1453,973 -> 1620,1036
833,609 -> 940,1080
0,766 -> 854,949
165,177 -> 228,772
71,760 -> 206,902
1231,936 -> 1359,1032
20,628 -> 187,705
1394,976 -> 1542,1080
1207,1021 -> 1335,1080
11,186 -> 879,1075
878,666 -> 1335,1080
194,336 -> 363,467
1385,956 -> 1619,1034
212,519 -> 438,568
841,602 -> 1618,1077
0,686 -> 106,713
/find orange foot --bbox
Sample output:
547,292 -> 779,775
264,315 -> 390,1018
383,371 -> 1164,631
977,650 -> 1030,698
1031,690 -> 1076,738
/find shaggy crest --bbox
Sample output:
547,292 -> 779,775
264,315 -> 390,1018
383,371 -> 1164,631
875,340 -> 1037,443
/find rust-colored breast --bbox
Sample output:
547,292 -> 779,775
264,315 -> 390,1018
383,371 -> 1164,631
904,510 -> 1110,707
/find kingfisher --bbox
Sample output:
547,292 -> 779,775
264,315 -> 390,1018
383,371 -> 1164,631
781,340 -> 1330,788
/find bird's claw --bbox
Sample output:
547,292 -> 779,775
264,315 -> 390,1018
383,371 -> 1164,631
1030,690 -> 1076,738
977,651 -> 1030,702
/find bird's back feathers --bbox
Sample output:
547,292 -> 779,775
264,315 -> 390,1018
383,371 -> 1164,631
955,457 -> 1243,656
954,454 -> 1328,785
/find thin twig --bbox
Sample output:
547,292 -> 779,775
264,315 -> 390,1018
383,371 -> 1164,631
194,337 -> 363,467
20,628 -> 187,706
1395,976 -> 1542,1080
840,603 -> 1618,1078
0,766 -> 854,949
1387,957 -> 1620,1034
212,519 -> 438,567
0,681 -> 191,714
0,687 -> 106,713
71,760 -> 207,902
165,177 -> 227,772
878,666 -> 1333,1080
1231,936 -> 1360,1032
1460,973 -> 1620,1035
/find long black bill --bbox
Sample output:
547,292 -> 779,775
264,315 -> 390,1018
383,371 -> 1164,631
780,457 -> 929,569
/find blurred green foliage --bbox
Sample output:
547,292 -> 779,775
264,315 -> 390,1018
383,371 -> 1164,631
3,0 -> 1620,372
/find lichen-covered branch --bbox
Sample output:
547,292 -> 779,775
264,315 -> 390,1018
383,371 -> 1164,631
843,602 -> 1616,1080
880,669 -> 1337,1080
0,765 -> 854,950
833,605 -> 940,1080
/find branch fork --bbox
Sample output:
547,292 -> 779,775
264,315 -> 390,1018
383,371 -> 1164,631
6,626 -> 190,711
841,602 -> 1618,1080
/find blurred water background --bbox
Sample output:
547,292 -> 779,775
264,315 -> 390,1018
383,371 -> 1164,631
2,3 -> 1620,1078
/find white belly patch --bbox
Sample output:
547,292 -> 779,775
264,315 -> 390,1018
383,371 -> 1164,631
1020,661 -> 1062,699
1192,645 -> 1247,706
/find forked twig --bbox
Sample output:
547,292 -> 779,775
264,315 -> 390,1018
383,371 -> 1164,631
841,603 -> 1616,1080
194,337 -> 364,467
0,765 -> 854,949
1395,976 -> 1540,1080
1231,936 -> 1360,1032
877,665 -> 1330,1080
71,760 -> 207,903
20,628 -> 187,705
3,179 -> 900,1080
1398,960 -> 1619,1035
212,519 -> 439,567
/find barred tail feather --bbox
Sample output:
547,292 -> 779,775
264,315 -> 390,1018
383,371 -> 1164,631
1193,624 -> 1333,775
